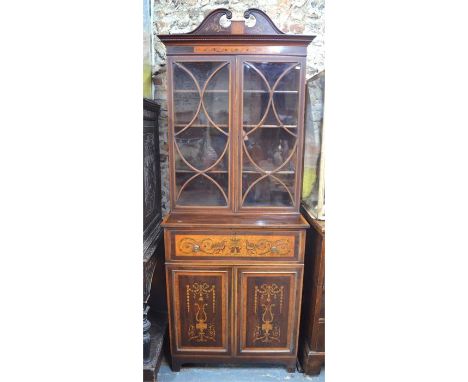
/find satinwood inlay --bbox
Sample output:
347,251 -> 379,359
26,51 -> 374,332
175,234 -> 295,257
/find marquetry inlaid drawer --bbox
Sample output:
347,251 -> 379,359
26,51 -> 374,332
165,230 -> 305,262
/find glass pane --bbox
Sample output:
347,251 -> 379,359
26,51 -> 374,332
243,93 -> 270,126
241,61 -> 300,208
209,173 -> 229,196
275,64 -> 301,91
174,62 -> 229,90
203,92 -> 229,126
243,96 -> 298,127
175,126 -> 228,171
273,92 -> 298,125
172,60 -> 230,208
174,92 -> 200,125
205,64 -> 229,91
302,71 -> 325,218
242,175 -> 293,207
176,174 -> 228,206
244,62 -> 298,90
243,128 -> 296,172
174,64 -> 198,91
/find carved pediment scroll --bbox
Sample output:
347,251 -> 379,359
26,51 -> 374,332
188,8 -> 285,36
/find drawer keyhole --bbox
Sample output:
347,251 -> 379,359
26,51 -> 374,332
193,244 -> 200,252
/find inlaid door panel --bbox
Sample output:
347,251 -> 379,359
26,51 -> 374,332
167,266 -> 231,354
237,267 -> 303,355
239,56 -> 306,211
169,56 -> 233,210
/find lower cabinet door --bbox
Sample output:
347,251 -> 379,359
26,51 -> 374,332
237,266 -> 303,355
167,265 -> 231,354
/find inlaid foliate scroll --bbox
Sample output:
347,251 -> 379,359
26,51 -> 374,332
175,234 -> 295,258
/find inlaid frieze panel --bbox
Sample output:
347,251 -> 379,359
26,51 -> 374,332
173,233 -> 296,259
171,269 -> 230,353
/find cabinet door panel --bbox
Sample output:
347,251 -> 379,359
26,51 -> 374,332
239,57 -> 305,211
237,267 -> 302,355
168,267 -> 231,354
169,57 -> 233,210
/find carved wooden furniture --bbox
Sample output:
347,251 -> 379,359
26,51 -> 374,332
143,99 -> 167,382
299,211 -> 325,375
158,8 -> 314,372
298,72 -> 325,375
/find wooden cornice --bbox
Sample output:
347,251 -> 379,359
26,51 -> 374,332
157,8 -> 315,46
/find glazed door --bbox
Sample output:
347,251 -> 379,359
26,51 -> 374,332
167,266 -> 232,354
236,267 -> 303,355
238,57 -> 306,212
169,57 -> 234,211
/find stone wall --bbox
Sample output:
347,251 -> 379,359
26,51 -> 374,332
152,0 -> 325,215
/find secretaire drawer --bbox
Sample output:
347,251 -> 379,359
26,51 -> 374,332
165,229 -> 305,262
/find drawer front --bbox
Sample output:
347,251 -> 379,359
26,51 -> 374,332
166,230 -> 304,261
166,266 -> 231,354
236,267 -> 303,355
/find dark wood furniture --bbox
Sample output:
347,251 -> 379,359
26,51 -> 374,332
299,206 -> 325,374
158,8 -> 314,372
143,99 -> 167,381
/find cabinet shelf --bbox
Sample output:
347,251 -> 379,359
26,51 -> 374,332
174,124 -> 295,129
243,124 -> 297,129
174,90 -> 297,94
175,124 -> 229,128
176,169 -> 228,173
174,89 -> 228,93
243,90 -> 298,94
176,169 -> 294,174
243,170 -> 295,174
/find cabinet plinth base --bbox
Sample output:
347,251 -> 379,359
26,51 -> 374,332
170,360 -> 181,372
299,338 -> 324,375
170,355 -> 298,373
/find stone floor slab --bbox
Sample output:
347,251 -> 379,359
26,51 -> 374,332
157,356 -> 325,382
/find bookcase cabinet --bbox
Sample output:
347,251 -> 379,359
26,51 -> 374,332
159,8 -> 314,372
